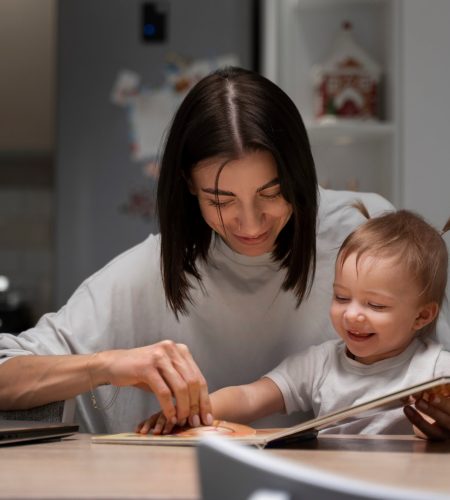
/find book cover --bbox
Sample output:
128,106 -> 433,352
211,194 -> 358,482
91,376 -> 450,448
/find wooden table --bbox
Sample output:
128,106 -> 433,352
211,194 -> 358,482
1,433 -> 450,499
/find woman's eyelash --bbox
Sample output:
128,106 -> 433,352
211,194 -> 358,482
207,192 -> 282,206
260,192 -> 282,200
207,199 -> 231,207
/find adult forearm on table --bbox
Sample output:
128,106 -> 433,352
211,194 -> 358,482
0,353 -> 105,409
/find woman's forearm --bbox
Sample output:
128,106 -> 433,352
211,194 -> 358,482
0,342 -> 213,425
0,352 -> 110,409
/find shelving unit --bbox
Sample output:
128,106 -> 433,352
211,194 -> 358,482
261,0 -> 401,205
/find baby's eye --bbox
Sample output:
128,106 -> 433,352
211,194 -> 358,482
368,303 -> 387,311
334,294 -> 349,303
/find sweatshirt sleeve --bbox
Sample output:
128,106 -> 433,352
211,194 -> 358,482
0,235 -> 165,363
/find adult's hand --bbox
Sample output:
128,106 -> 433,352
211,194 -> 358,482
95,340 -> 212,426
404,396 -> 450,440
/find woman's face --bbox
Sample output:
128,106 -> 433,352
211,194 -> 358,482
189,150 -> 293,256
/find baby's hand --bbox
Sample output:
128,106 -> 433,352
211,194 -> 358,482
135,409 -> 214,435
135,411 -> 177,435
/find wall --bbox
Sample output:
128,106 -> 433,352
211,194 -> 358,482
56,0 -> 254,305
0,0 -> 55,151
401,0 -> 450,226
400,0 -> 450,327
0,0 -> 56,322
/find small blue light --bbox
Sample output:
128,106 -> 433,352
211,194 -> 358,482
144,23 -> 156,36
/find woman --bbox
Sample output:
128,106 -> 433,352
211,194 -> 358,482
0,67 -> 449,438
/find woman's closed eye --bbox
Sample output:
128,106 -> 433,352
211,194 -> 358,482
260,191 -> 282,200
207,198 -> 233,208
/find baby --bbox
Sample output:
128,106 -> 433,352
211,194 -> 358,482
137,204 -> 450,436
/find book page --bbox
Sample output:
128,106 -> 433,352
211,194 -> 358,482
92,420 -> 258,446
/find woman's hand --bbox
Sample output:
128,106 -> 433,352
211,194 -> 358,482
93,340 -> 213,427
404,395 -> 450,440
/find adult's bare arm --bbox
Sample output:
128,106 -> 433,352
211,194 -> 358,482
0,340 -> 212,425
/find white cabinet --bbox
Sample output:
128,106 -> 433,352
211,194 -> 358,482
261,0 -> 401,205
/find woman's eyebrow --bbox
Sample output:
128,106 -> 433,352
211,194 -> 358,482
201,187 -> 235,196
200,177 -> 280,197
256,177 -> 280,192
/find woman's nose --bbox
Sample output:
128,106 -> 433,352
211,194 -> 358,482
237,204 -> 264,234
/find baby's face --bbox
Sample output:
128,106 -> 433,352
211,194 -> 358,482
330,253 -> 427,364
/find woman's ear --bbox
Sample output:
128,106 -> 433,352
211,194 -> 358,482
182,173 -> 196,195
413,302 -> 439,331
187,179 -> 196,195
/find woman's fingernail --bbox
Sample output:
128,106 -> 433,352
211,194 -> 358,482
192,414 -> 201,427
171,416 -> 178,425
206,413 -> 214,425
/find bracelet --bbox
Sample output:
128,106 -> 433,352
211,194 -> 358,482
86,353 -> 120,411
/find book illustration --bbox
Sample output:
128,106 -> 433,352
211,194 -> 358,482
164,420 -> 256,438
92,376 -> 450,448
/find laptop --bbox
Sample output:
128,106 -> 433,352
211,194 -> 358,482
0,419 -> 79,446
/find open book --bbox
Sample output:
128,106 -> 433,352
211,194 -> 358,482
92,376 -> 450,449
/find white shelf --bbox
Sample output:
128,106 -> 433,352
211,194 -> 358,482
306,121 -> 395,145
261,0 -> 400,204
295,0 -> 387,10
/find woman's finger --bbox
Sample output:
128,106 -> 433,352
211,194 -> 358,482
175,343 -> 202,418
157,341 -> 209,424
199,381 -> 214,425
175,343 -> 212,424
142,367 -> 179,425
156,359 -> 191,422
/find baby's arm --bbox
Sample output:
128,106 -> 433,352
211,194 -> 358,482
136,377 -> 285,434
210,377 -> 285,424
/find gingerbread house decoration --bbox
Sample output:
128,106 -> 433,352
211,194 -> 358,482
311,21 -> 381,121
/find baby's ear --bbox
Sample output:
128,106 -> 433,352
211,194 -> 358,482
413,302 -> 439,331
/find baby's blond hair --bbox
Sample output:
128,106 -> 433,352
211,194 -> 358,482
337,203 -> 450,332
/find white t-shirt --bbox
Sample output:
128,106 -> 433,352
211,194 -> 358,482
266,337 -> 450,434
0,188 -> 449,433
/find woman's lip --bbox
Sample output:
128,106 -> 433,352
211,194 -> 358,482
233,231 -> 270,245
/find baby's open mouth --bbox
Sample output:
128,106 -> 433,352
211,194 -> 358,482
347,330 -> 375,339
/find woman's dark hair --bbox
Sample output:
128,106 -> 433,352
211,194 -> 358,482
157,66 -> 318,316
